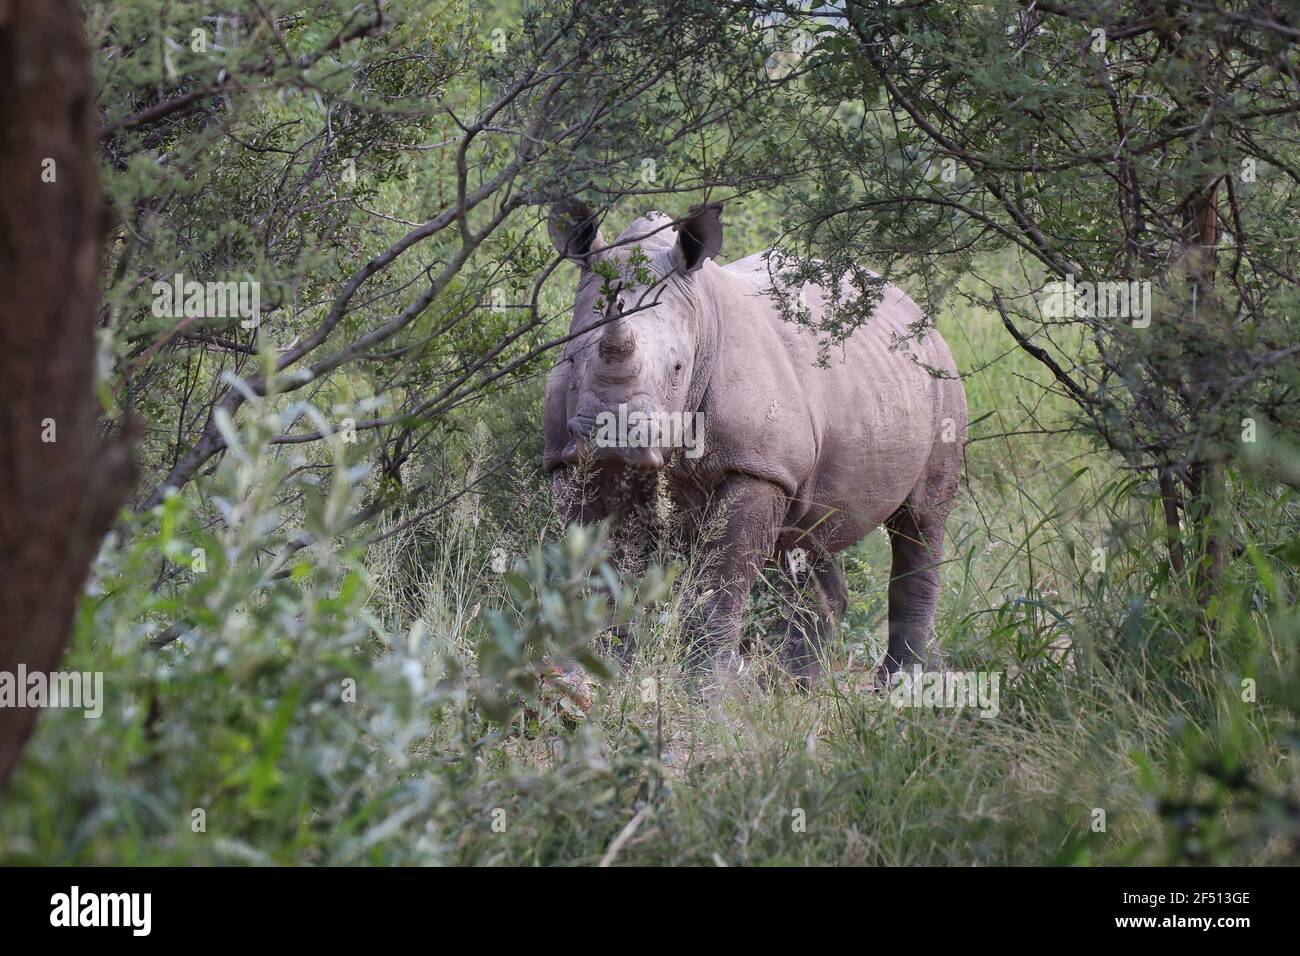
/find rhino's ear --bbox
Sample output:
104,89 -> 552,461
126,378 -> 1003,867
548,200 -> 605,263
672,203 -> 724,274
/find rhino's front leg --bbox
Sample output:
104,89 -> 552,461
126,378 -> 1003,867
552,466 -> 662,664
686,475 -> 786,679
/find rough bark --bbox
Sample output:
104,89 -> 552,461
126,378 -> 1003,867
0,0 -> 135,788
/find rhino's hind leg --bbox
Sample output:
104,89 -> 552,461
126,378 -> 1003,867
881,501 -> 948,678
879,404 -> 963,682
772,552 -> 846,684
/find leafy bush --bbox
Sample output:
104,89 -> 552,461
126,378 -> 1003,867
0,391 -> 668,864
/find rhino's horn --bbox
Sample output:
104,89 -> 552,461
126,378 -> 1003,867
598,314 -> 636,362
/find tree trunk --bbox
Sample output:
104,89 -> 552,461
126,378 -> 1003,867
1158,468 -> 1185,576
1183,180 -> 1223,611
0,1 -> 135,789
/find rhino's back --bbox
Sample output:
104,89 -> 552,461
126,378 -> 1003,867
703,253 -> 964,543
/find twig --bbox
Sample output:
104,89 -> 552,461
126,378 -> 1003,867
598,803 -> 652,867
992,290 -> 1093,405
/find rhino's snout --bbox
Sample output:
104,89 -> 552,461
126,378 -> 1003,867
564,415 -> 665,471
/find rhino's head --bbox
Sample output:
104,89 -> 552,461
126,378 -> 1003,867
549,202 -> 722,473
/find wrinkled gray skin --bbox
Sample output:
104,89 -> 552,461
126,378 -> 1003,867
543,202 -> 967,684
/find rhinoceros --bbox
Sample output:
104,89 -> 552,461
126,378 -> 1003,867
543,202 -> 966,684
